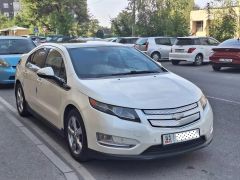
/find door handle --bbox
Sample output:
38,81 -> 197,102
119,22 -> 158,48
37,78 -> 42,84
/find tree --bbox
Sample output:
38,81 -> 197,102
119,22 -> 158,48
17,0 -> 89,35
111,10 -> 132,36
0,14 -> 14,29
112,0 -> 194,37
209,0 -> 237,41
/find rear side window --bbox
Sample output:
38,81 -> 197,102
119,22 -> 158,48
175,38 -> 200,45
155,38 -> 171,46
200,38 -> 208,45
136,38 -> 148,45
27,48 -> 49,69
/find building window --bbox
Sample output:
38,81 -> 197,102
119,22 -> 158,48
196,21 -> 203,32
4,12 -> 9,17
3,3 -> 9,8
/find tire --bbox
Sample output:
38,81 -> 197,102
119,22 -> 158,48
194,54 -> 203,66
15,83 -> 29,117
172,60 -> 180,65
212,64 -> 221,71
65,109 -> 89,162
151,52 -> 161,61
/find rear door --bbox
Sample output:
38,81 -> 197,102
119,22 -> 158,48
35,47 -> 68,127
154,38 -> 172,59
23,48 -> 49,110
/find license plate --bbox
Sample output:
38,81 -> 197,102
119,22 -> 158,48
219,58 -> 232,63
162,129 -> 200,145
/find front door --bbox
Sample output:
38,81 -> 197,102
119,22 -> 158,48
35,48 -> 67,127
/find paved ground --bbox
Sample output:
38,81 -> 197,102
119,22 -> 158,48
0,62 -> 239,180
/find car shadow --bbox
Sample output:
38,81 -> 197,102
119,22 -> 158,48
0,84 -> 14,89
217,67 -> 240,74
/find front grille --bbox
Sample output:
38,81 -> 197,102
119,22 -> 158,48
9,76 -> 15,80
143,102 -> 200,128
142,136 -> 206,156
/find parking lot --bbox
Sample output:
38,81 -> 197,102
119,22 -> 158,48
0,62 -> 239,180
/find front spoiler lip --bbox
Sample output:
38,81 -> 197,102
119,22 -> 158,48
87,134 -> 213,160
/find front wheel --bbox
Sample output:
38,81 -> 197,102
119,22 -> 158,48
15,83 -> 29,117
172,60 -> 180,65
65,109 -> 89,162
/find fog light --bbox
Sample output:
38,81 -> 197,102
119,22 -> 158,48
210,126 -> 213,134
96,133 -> 139,148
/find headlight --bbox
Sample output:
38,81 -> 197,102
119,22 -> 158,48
200,94 -> 208,110
89,98 -> 140,122
0,59 -> 10,67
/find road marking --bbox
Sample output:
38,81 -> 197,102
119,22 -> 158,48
207,96 -> 240,106
0,96 -> 80,180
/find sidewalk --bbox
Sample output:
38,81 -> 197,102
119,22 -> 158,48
0,103 -> 66,180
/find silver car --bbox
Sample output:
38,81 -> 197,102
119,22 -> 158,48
135,37 -> 176,61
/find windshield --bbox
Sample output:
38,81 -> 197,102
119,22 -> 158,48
68,46 -> 164,79
0,39 -> 36,55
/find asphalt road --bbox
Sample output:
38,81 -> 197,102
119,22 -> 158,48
0,62 -> 240,180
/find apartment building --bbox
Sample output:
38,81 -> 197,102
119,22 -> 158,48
0,0 -> 20,18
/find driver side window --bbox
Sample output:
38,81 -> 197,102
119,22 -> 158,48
44,49 -> 67,82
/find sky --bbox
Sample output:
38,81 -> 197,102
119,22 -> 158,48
88,0 -> 210,27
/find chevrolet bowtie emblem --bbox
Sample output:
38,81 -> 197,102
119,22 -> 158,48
172,113 -> 184,120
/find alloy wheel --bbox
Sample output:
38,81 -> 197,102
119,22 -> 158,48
16,87 -> 24,113
67,116 -> 83,155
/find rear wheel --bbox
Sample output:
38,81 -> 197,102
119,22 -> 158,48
15,83 -> 29,117
65,109 -> 89,162
172,60 -> 180,65
151,52 -> 161,61
212,64 -> 221,71
194,54 -> 203,66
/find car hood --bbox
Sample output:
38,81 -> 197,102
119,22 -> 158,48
0,54 -> 22,66
77,73 -> 202,109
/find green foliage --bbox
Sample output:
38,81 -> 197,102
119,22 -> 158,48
15,0 -> 90,35
209,1 -> 237,41
111,10 -> 133,36
112,0 -> 194,37
0,14 -> 14,29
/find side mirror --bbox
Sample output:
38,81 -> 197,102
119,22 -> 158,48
37,67 -> 54,79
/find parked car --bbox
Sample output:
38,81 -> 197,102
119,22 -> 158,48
135,37 -> 176,61
0,36 -> 36,84
210,39 -> 240,71
169,36 -> 220,65
115,37 -> 139,47
104,37 -> 118,42
15,42 -> 213,161
22,35 -> 41,46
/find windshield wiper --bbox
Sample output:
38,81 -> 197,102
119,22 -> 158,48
111,70 -> 160,76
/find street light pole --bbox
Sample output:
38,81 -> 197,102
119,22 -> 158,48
132,0 -> 136,37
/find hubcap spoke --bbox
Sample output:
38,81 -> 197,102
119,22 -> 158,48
67,115 -> 83,155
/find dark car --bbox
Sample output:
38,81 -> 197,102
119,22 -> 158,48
210,39 -> 240,71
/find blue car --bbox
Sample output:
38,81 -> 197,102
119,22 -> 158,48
0,36 -> 36,84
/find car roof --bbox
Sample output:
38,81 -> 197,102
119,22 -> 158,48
41,42 -> 126,49
0,36 -> 28,40
177,36 -> 210,39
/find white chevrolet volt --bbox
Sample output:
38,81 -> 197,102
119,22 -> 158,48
15,42 -> 213,161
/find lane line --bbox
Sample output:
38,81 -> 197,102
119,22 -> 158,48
0,96 -> 79,180
207,96 -> 240,106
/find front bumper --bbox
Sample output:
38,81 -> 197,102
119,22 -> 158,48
88,134 -> 213,160
0,67 -> 16,84
82,102 -> 213,159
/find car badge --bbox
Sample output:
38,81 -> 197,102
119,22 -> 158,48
172,113 -> 184,120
